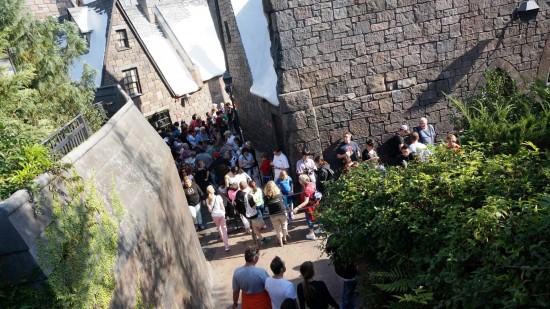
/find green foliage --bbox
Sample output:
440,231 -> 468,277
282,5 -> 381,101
0,1 -> 105,200
38,176 -> 124,308
319,145 -> 550,308
0,121 -> 54,199
450,70 -> 550,154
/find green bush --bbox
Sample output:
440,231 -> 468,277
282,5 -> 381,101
0,121 -> 53,199
0,177 -> 124,308
319,145 -> 550,308
451,71 -> 550,154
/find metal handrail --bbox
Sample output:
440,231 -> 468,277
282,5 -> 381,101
41,113 -> 90,160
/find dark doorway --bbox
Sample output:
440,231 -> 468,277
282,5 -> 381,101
271,113 -> 285,152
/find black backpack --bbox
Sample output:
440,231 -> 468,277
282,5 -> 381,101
235,191 -> 256,217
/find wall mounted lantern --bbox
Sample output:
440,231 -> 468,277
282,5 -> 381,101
513,0 -> 540,22
222,71 -> 234,101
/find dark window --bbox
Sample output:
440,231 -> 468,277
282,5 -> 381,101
547,71 -> 550,86
116,29 -> 129,49
122,68 -> 141,97
81,31 -> 91,48
224,21 -> 231,43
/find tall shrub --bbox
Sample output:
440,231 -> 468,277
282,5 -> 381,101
319,145 -> 550,308
451,71 -> 550,154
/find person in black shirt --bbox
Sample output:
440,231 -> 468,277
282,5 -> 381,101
297,261 -> 339,309
397,145 -> 414,168
381,124 -> 410,166
183,176 -> 205,230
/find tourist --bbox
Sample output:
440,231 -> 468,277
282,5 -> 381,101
281,298 -> 299,309
383,124 -> 410,166
249,180 -> 266,226
239,147 -> 256,177
227,178 -> 251,234
292,175 -> 321,240
296,149 -> 317,184
259,152 -> 273,185
271,148 -> 290,180
235,181 -> 270,245
265,256 -> 297,309
297,261 -> 339,309
336,132 -> 361,162
182,176 -> 204,231
263,181 -> 289,246
413,117 -> 436,145
361,139 -> 379,162
232,246 -> 271,309
206,185 -> 230,252
397,145 -> 414,168
446,133 -> 462,151
342,156 -> 359,174
275,171 -> 294,222
226,102 -> 241,134
408,132 -> 427,155
193,160 -> 210,192
314,156 -> 334,194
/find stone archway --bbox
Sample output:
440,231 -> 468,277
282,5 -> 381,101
485,58 -> 525,90
537,36 -> 550,84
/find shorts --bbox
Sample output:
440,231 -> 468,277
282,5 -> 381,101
249,217 -> 265,229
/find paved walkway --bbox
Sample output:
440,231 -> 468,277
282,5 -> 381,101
197,211 -> 343,308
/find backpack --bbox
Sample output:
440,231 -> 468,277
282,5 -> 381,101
312,190 -> 323,201
234,191 -> 248,215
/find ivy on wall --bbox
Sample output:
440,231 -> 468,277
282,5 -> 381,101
0,176 -> 125,308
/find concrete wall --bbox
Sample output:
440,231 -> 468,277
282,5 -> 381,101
0,101 -> 214,308
103,2 -> 229,125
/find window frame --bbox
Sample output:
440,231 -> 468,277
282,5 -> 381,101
115,29 -> 130,50
122,68 -> 142,98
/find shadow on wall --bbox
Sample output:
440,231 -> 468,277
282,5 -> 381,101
412,22 -> 513,110
412,39 -> 491,109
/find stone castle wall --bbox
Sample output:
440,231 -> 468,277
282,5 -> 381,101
212,0 -> 281,152
267,0 -> 549,163
103,2 -> 228,125
25,0 -> 72,19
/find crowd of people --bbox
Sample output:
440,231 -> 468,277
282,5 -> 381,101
157,106 -> 461,308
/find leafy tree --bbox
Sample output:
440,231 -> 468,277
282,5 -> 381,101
0,0 -> 104,199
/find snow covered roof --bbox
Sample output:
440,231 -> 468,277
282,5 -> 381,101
156,2 -> 226,81
121,4 -> 199,96
230,0 -> 279,106
68,2 -> 110,86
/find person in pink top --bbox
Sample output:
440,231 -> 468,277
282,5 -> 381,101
206,185 -> 230,252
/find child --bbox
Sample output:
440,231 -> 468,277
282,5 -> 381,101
259,152 -> 273,185
275,171 -> 294,223
446,133 -> 462,151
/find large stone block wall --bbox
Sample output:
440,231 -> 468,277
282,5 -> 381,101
0,101 -> 214,308
268,0 -> 549,162
25,0 -> 72,19
213,0 -> 280,152
103,3 -> 228,125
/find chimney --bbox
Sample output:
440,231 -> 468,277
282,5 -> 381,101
137,0 -> 157,23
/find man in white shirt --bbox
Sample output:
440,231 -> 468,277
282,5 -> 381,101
271,148 -> 289,180
296,149 -> 317,183
265,256 -> 297,309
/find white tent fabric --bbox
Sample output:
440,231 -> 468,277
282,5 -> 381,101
230,0 -> 279,106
